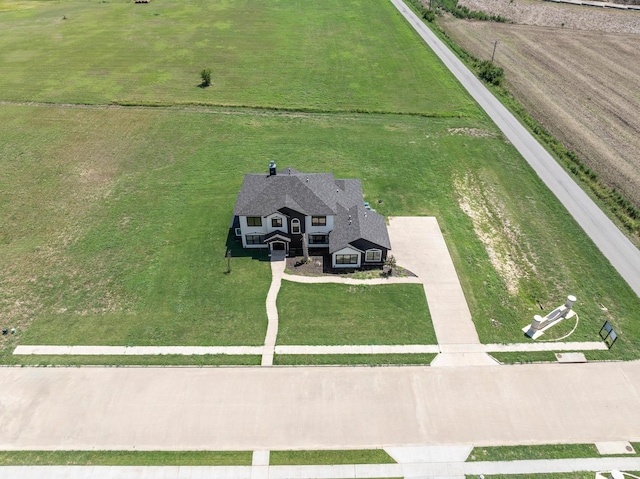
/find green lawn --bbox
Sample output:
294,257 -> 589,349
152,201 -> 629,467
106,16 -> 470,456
276,282 -> 435,345
5,354 -> 262,367
0,0 -> 475,116
2,105 -> 640,361
1,0 -> 640,363
0,450 -> 252,466
468,443 -> 640,462
269,449 -> 396,465
274,353 -> 437,366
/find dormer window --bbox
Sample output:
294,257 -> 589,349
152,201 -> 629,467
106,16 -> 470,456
291,218 -> 301,234
311,216 -> 326,226
271,217 -> 283,228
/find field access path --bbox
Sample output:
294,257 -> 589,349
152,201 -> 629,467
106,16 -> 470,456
390,0 -> 640,298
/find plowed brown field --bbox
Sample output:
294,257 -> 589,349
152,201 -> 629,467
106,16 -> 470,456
440,1 -> 640,207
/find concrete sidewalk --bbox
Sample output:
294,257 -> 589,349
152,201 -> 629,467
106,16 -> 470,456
3,457 -> 640,478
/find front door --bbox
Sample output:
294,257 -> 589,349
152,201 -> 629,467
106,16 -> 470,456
273,242 -> 285,251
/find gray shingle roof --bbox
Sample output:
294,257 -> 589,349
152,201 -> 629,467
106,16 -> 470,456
233,167 -> 390,252
234,171 -> 337,217
329,204 -> 391,253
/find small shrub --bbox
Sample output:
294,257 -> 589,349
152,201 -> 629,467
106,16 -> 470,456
422,9 -> 436,21
476,60 -> 504,86
200,68 -> 212,87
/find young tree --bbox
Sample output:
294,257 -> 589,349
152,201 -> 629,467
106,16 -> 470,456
200,68 -> 212,87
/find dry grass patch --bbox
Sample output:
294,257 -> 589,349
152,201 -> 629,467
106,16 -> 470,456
453,172 -> 537,296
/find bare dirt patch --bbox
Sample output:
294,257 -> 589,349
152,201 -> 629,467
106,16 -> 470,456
440,6 -> 640,208
454,172 -> 537,295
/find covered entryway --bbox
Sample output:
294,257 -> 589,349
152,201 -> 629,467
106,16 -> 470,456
264,231 -> 291,256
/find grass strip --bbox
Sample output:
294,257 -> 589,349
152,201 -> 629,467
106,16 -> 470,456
466,474 -> 595,479
489,352 -> 560,365
3,355 -> 262,367
468,443 -> 640,462
270,449 -> 396,465
273,353 -> 436,366
0,450 -> 252,466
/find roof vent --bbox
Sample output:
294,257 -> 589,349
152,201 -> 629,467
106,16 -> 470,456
269,160 -> 277,176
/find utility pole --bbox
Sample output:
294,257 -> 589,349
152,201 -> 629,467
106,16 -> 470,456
491,40 -> 499,63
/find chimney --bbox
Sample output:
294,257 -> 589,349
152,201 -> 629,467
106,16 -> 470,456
269,160 -> 277,176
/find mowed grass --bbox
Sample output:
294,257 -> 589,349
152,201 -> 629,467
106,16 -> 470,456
468,443 -> 640,461
2,105 -> 640,361
276,282 -> 435,345
269,449 -> 396,465
273,353 -> 437,366
0,450 -> 252,466
0,0 -> 475,116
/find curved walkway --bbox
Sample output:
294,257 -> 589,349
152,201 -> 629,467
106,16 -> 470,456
262,251 -> 287,366
390,0 -> 640,298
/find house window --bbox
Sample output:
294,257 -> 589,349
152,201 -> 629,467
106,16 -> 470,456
235,227 -> 242,237
271,217 -> 283,228
291,218 -> 301,234
309,234 -> 328,245
336,254 -> 358,264
245,234 -> 265,245
311,216 -> 326,226
365,249 -> 382,262
247,216 -> 262,227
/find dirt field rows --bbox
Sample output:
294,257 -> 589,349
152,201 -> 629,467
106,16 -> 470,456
440,1 -> 640,207
459,0 -> 640,32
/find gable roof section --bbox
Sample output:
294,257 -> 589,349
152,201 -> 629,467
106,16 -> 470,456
234,169 -> 359,217
329,204 -> 391,254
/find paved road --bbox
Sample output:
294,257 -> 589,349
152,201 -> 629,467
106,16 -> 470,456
2,362 -> 640,450
389,0 -> 640,298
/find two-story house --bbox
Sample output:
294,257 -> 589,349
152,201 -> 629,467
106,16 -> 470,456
231,162 -> 391,269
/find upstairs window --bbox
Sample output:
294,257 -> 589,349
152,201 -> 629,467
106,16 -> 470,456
271,217 -> 283,228
247,216 -> 262,227
291,218 -> 301,234
311,216 -> 326,226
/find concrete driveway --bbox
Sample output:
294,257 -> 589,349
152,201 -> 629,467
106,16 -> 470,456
387,216 -> 481,347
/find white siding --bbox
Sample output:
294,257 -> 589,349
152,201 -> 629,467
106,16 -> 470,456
239,215 -> 268,248
266,212 -> 288,234
332,246 -> 362,268
304,215 -> 333,246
